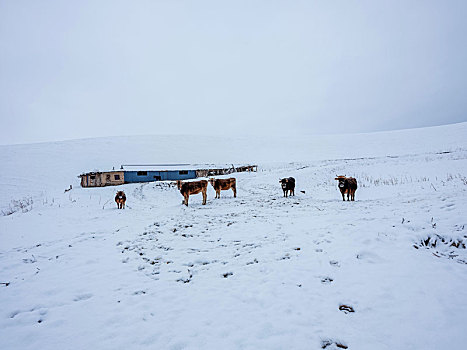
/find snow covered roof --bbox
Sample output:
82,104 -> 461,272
119,164 -> 244,172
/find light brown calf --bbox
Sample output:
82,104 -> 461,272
209,178 -> 237,199
177,180 -> 208,206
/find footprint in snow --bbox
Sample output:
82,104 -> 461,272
321,277 -> 333,284
321,339 -> 348,349
246,258 -> 258,265
73,293 -> 93,302
339,304 -> 355,314
10,310 -> 20,319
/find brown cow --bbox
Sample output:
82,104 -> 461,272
115,190 -> 126,209
335,176 -> 357,201
177,180 -> 208,206
209,178 -> 237,199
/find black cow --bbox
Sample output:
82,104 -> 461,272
279,177 -> 295,197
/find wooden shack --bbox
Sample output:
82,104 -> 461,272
80,171 -> 124,187
195,165 -> 257,178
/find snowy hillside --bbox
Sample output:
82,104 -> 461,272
1,123 -> 467,349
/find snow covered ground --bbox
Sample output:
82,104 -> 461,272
1,123 -> 466,349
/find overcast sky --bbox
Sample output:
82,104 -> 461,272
1,0 -> 466,145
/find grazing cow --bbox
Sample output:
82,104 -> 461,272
335,176 -> 358,201
177,180 -> 208,206
279,177 -> 295,197
209,178 -> 237,198
115,190 -> 126,209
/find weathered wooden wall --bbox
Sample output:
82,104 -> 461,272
80,171 -> 124,187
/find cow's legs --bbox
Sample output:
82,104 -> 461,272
202,190 -> 207,205
341,190 -> 345,201
184,194 -> 189,206
232,186 -> 236,198
217,190 -> 220,199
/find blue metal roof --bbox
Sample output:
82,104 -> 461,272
123,170 -> 196,183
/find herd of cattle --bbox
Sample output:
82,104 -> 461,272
114,176 -> 358,208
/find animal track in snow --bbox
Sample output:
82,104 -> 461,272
321,339 -> 348,349
246,258 -> 258,265
73,293 -> 93,302
9,307 -> 48,324
339,304 -> 355,314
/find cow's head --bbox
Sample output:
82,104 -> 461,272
335,175 -> 346,188
280,178 -> 288,190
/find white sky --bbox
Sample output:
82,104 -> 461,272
1,0 -> 466,145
